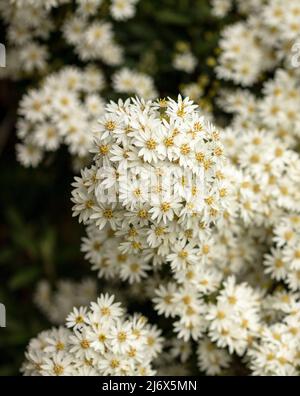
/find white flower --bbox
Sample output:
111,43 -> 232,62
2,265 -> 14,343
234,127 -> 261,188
16,143 -> 43,167
66,307 -> 88,330
173,51 -> 197,73
197,337 -> 231,375
113,68 -> 157,100
153,283 -> 177,318
41,351 -> 74,376
110,0 -> 138,21
119,258 -> 150,283
108,320 -> 135,354
89,293 -> 123,322
19,42 -> 48,73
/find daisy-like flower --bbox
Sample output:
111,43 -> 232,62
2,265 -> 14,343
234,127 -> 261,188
264,248 -> 287,281
173,51 -> 197,73
110,0 -> 139,21
16,143 -> 43,167
149,196 -> 182,224
119,258 -> 151,283
86,322 -> 110,354
66,306 -> 88,330
152,283 -> 177,318
197,337 -> 231,375
41,351 -> 73,376
90,293 -> 123,322
108,320 -> 136,354
167,241 -> 199,271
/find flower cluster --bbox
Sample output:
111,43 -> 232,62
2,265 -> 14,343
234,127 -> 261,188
16,66 -> 105,167
219,69 -> 300,148
216,0 -> 300,86
248,291 -> 300,376
221,128 -> 300,224
22,293 -> 163,376
72,96 -> 234,279
70,91 -> 300,375
211,0 -> 262,18
1,0 -> 140,79
16,0 -> 300,377
15,65 -> 158,167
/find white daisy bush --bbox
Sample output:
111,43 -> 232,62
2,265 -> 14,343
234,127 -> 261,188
22,293 -> 163,376
69,93 -> 300,376
15,0 -> 300,377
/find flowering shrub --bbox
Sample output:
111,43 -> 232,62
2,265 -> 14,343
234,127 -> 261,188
2,0 -> 300,377
69,94 -> 300,376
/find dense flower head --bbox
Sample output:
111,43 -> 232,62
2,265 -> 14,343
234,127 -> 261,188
72,95 -> 234,278
22,293 -> 163,376
69,91 -> 300,375
264,215 -> 300,291
247,290 -> 300,376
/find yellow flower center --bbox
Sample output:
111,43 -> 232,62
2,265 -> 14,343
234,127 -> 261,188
105,121 -> 116,131
180,144 -> 191,155
117,331 -> 127,343
103,209 -> 113,219
160,202 -> 171,212
80,340 -> 90,349
146,139 -> 157,150
53,364 -> 64,376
